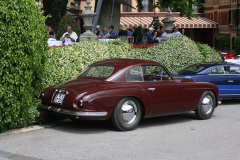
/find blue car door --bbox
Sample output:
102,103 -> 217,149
208,65 -> 240,98
226,65 -> 240,97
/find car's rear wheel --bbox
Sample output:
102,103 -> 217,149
112,97 -> 142,131
195,90 -> 216,119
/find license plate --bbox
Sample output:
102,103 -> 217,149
53,91 -> 66,104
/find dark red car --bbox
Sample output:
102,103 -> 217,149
38,59 -> 219,131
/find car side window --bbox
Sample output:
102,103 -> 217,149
209,66 -> 240,75
208,68 -> 218,74
126,66 -> 144,82
208,66 -> 224,75
229,66 -> 240,74
143,65 -> 171,81
217,66 -> 225,74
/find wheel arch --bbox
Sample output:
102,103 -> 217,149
207,89 -> 218,108
132,96 -> 146,118
118,96 -> 146,118
194,89 -> 218,111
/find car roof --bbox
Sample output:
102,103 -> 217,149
194,62 -> 238,67
86,59 -> 163,82
188,62 -> 240,75
91,58 -> 161,67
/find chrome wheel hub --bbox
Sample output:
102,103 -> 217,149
121,100 -> 137,125
202,95 -> 213,114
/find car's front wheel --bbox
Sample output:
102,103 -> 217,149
112,97 -> 142,131
195,90 -> 216,119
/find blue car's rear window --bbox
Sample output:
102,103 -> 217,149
178,64 -> 208,75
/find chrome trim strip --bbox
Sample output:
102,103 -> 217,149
219,89 -> 240,90
220,94 -> 240,96
38,104 -> 108,117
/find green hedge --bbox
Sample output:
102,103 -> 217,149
234,36 -> 240,55
216,35 -> 230,51
42,35 -> 221,88
196,43 -> 222,62
0,0 -> 47,132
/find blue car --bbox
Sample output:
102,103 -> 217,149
173,62 -> 240,99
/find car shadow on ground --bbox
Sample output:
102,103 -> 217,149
47,99 -> 238,134
49,111 -> 199,134
220,99 -> 240,105
49,119 -> 112,134
138,112 -> 196,129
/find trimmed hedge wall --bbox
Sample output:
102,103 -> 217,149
42,35 -> 221,89
0,0 -> 47,132
216,35 -> 230,51
234,36 -> 240,55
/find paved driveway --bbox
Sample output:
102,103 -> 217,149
0,100 -> 240,160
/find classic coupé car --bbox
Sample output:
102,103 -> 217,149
38,59 -> 219,131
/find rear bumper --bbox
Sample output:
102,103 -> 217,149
38,104 -> 108,117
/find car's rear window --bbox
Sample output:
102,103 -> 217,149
81,65 -> 114,78
177,64 -> 208,75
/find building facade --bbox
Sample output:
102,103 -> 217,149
118,0 -> 217,46
40,0 -> 239,48
204,0 -> 240,50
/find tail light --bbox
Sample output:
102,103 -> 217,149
40,93 -> 45,99
77,99 -> 83,108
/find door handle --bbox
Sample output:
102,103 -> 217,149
228,80 -> 234,83
148,88 -> 155,91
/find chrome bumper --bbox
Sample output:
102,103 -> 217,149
38,104 -> 108,117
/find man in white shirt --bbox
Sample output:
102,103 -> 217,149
161,27 -> 167,37
60,25 -> 78,45
171,26 -> 181,36
156,27 -> 167,43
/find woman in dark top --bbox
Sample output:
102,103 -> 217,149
48,26 -> 55,38
118,26 -> 128,37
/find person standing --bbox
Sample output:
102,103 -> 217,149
131,27 -> 138,44
126,27 -> 132,36
95,25 -> 101,36
145,27 -> 159,44
60,25 -> 78,45
218,51 -> 225,62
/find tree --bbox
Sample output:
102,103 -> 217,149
155,0 -> 205,19
42,0 -> 81,32
97,0 -> 121,32
42,0 -> 68,32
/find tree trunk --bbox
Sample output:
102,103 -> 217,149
98,0 -> 120,32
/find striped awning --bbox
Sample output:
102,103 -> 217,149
120,16 -> 218,28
